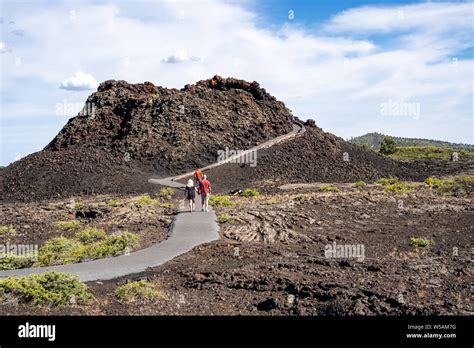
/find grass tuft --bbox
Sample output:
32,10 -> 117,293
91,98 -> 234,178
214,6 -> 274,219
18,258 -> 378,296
115,280 -> 164,302
106,199 -> 123,207
56,220 -> 82,231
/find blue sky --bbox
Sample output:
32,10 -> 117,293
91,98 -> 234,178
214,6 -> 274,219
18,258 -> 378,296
0,0 -> 473,166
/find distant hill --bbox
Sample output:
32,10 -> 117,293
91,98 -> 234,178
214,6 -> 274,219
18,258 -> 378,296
349,132 -> 474,152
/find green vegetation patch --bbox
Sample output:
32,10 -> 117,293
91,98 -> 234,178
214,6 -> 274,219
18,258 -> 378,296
349,132 -> 474,152
134,194 -> 172,207
242,188 -> 261,197
106,199 -> 123,207
264,197 -> 279,205
390,146 -> 472,160
73,201 -> 86,210
74,227 -> 107,244
376,177 -> 414,193
376,177 -> 399,186
135,194 -> 161,206
217,213 -> 232,224
56,220 -> 82,231
424,175 -> 474,193
354,181 -> 367,189
37,229 -> 139,267
0,271 -> 94,306
115,280 -> 164,302
0,256 -> 35,270
0,224 -> 16,236
410,237 -> 434,248
424,176 -> 451,189
383,182 -> 414,193
209,195 -> 235,208
157,188 -> 175,198
320,184 -> 340,192
379,137 -> 397,155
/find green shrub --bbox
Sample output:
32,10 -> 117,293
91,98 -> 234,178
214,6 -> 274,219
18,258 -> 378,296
424,176 -> 451,189
74,227 -> 107,244
209,195 -> 235,208
73,201 -> 86,210
424,175 -> 474,193
37,231 -> 140,266
85,231 -> 139,259
135,195 -> 161,206
376,177 -> 399,185
410,237 -> 434,248
0,256 -> 34,270
354,181 -> 367,189
106,199 -> 123,207
0,271 -> 94,306
56,220 -> 82,231
320,184 -> 340,192
383,181 -> 414,193
455,175 -> 474,183
379,137 -> 397,155
37,236 -> 83,266
242,188 -> 261,197
0,224 -> 16,236
361,143 -> 369,150
115,280 -> 164,302
217,214 -> 231,224
157,188 -> 175,198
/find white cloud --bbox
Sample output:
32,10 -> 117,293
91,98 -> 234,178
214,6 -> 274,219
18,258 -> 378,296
59,72 -> 99,91
0,41 -> 12,53
161,49 -> 200,63
324,2 -> 473,34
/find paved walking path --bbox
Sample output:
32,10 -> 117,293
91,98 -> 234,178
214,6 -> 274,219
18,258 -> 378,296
0,123 -> 304,281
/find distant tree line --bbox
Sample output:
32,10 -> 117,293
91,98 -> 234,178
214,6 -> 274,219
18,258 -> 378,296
349,132 -> 474,152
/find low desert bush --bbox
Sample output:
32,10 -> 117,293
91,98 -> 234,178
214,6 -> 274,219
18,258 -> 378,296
0,272 -> 94,306
320,184 -> 340,192
242,188 -> 260,197
209,195 -> 235,208
217,214 -> 232,224
354,181 -> 367,189
410,237 -> 434,248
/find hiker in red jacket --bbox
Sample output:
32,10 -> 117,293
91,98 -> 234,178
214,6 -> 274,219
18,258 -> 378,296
194,168 -> 204,188
199,174 -> 211,212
